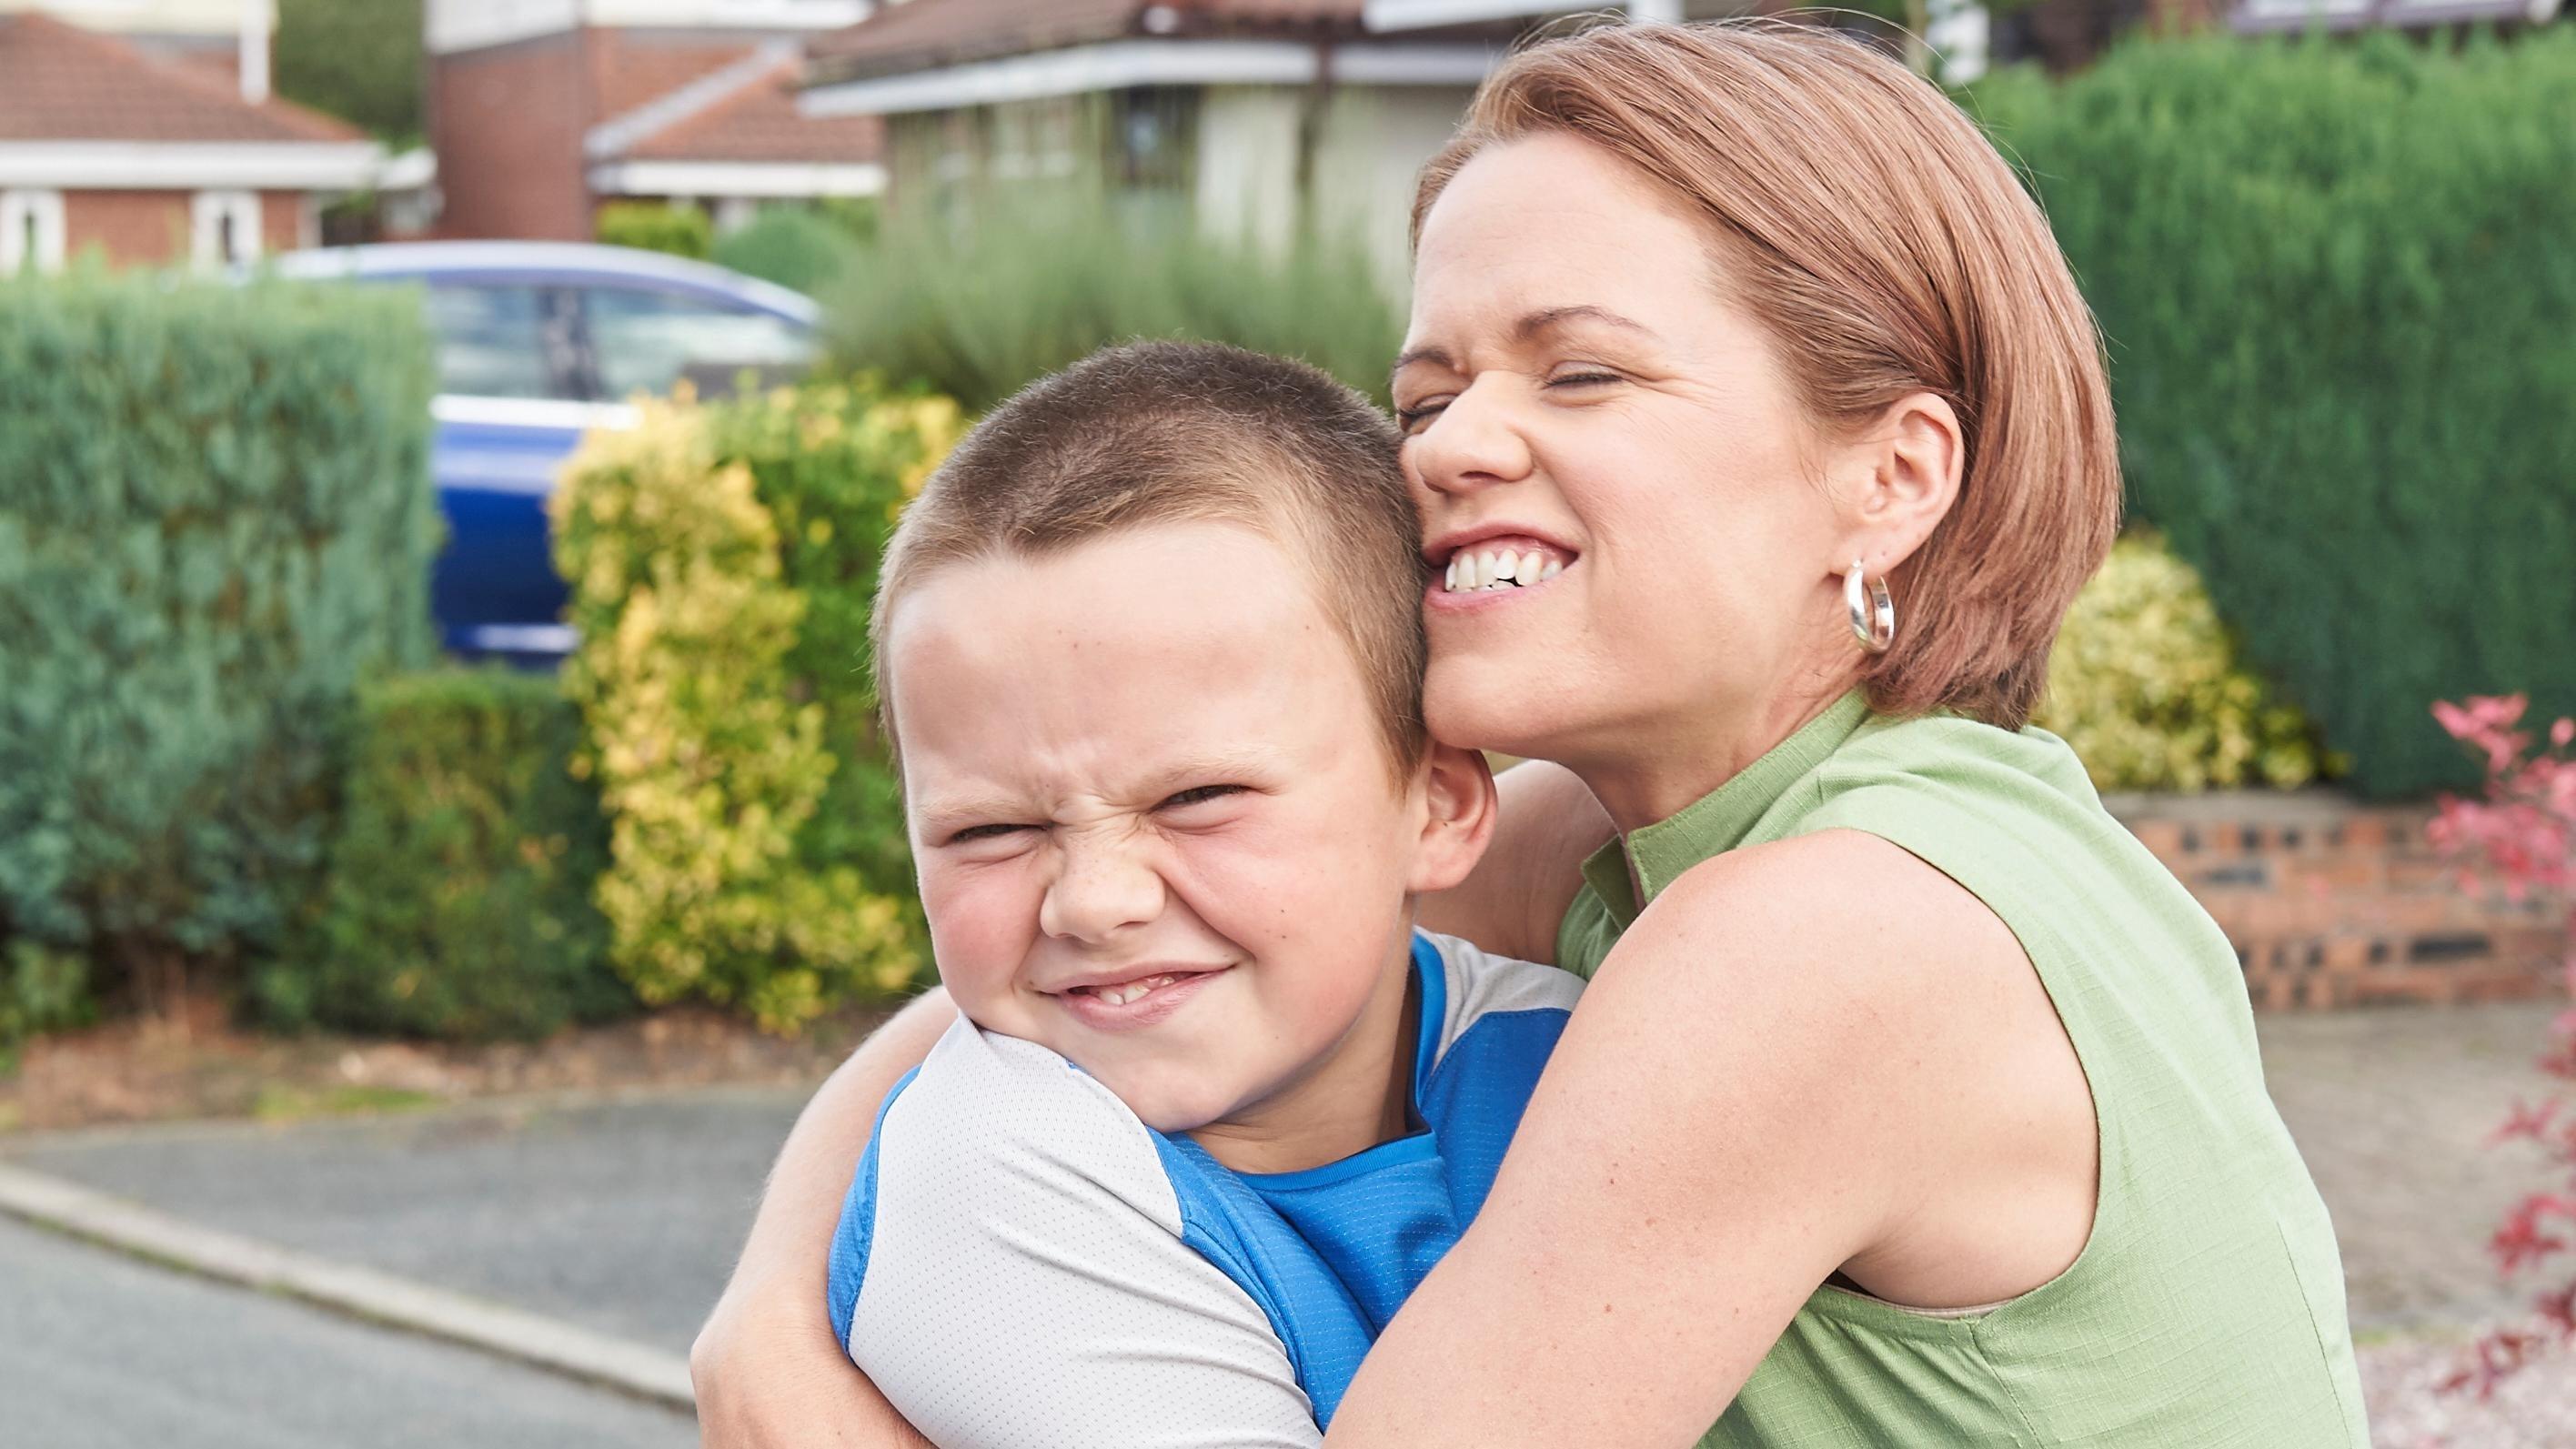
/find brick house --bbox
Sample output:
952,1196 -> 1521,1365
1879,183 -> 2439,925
0,7 -> 378,273
426,0 -> 888,241
799,0 -> 1510,293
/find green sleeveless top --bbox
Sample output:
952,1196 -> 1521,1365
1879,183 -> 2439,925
1556,693 -> 2369,1446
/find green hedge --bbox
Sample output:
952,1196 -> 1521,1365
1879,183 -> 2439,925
551,384 -> 963,1031
1977,32 -> 2576,797
597,201 -> 713,260
712,206 -> 865,297
258,669 -> 630,1040
825,196 -> 1402,410
0,270 -> 437,994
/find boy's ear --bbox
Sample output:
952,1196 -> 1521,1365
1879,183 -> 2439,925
1408,742 -> 1498,896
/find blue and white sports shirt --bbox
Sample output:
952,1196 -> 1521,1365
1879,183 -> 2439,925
826,931 -> 1581,1448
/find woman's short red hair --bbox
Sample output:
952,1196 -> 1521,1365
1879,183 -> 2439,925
1415,21 -> 2120,730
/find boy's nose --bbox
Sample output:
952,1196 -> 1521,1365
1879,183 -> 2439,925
1038,837 -> 1166,943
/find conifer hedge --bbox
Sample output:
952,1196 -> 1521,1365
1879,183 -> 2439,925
262,669 -> 629,1040
0,271 -> 438,997
1977,32 -> 2576,798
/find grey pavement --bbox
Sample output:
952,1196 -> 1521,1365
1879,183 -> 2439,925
2257,1000 -> 2566,1335
5,1084 -> 807,1355
0,1213 -> 694,1449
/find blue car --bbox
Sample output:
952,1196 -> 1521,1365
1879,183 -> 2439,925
270,241 -> 821,660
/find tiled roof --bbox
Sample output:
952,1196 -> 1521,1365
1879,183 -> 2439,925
0,12 -> 363,145
591,35 -> 769,122
808,0 -> 1364,80
619,56 -> 884,164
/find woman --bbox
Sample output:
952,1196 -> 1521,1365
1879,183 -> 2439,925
696,22 -> 2367,1444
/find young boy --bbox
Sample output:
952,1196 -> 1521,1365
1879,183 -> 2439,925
828,342 -> 1582,1447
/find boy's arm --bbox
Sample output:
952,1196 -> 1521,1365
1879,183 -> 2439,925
844,1024 -> 1321,1449
692,987 -> 956,1449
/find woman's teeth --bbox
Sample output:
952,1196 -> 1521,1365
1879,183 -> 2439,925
1444,548 -> 1565,594
1078,973 -> 1185,1006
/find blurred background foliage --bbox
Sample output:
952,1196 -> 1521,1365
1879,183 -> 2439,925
2038,533 -> 2331,794
0,269 -> 436,1015
274,0 -> 425,145
595,200 -> 716,262
549,384 -> 962,1031
1977,30 -> 2576,798
257,668 -> 630,1041
822,194 -> 1404,410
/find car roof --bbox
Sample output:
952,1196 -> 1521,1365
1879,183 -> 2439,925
264,240 -> 821,324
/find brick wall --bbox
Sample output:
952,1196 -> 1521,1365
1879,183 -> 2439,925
429,31 -> 594,239
260,190 -> 304,253
63,190 -> 189,267
58,190 -> 313,267
2108,790 -> 2565,1011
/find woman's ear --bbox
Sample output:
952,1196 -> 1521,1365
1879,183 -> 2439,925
1408,743 -> 1499,896
1836,389 -> 1963,576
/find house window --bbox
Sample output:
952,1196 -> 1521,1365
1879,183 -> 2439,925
0,189 -> 66,275
1110,87 -> 1198,191
190,190 -> 265,269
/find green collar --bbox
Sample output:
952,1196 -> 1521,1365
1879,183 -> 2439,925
1578,690 -> 1872,928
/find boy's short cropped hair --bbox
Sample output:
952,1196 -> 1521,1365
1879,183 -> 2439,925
871,341 -> 1428,774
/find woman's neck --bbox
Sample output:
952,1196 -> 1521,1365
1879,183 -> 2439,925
1572,669 -> 1857,835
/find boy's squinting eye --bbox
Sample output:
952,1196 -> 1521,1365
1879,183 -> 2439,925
945,821 -> 1034,846
1157,784 -> 1245,812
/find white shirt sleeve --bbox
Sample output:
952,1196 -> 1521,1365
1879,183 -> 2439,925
844,1018 -> 1322,1449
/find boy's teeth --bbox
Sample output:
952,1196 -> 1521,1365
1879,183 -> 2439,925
1444,547 -> 1566,594
1085,973 -> 1180,1007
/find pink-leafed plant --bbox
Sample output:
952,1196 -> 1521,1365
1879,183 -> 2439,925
2428,695 -> 2576,1396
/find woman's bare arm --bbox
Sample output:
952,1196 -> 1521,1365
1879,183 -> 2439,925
1416,760 -> 1613,964
1322,830 -> 2088,1446
692,986 -> 957,1448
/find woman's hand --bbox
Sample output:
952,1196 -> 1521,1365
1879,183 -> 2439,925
1322,830 -> 2095,1446
691,1278 -> 927,1447
1417,760 -> 1612,963
691,987 -> 960,1448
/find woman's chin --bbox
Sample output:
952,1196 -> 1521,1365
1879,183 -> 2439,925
1425,665 -> 1584,764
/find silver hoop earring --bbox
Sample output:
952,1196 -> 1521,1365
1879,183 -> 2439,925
1846,560 -> 1895,654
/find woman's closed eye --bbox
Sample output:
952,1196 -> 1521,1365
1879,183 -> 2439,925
1398,366 -> 1625,433
1396,397 -> 1451,434
1548,366 -> 1625,391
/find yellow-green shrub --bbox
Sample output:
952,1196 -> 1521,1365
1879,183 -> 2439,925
549,384 -> 963,1031
2038,533 -> 2329,794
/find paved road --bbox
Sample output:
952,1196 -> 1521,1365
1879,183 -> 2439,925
0,1213 -> 694,1449
6,1085 -> 806,1354
2257,1000 -> 2563,1335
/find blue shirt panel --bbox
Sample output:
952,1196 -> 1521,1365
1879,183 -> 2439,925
1151,933 -> 1568,1427
827,933 -> 1571,1430
826,1063 -> 921,1352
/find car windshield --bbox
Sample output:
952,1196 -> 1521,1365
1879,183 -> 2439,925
585,287 -> 815,399
425,285 -> 575,399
